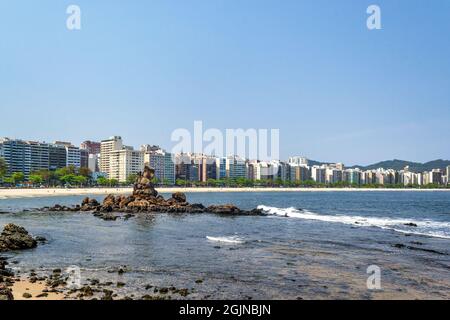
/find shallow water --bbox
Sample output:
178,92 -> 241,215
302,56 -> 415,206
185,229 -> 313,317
1,191 -> 450,299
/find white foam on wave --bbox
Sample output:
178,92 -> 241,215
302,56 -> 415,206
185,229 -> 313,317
206,236 -> 245,244
257,205 -> 450,239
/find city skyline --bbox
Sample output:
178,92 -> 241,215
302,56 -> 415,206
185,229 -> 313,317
1,134 -> 450,168
1,1 -> 450,165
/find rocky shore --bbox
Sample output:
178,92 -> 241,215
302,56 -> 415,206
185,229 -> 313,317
0,223 -> 47,300
0,223 -> 196,300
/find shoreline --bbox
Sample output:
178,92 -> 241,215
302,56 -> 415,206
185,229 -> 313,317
0,187 -> 450,199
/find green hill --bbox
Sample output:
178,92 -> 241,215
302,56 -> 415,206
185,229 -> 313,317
308,159 -> 450,172
353,159 -> 450,172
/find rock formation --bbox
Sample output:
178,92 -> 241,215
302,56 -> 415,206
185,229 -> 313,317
0,224 -> 45,300
0,224 -> 38,252
42,166 -> 263,219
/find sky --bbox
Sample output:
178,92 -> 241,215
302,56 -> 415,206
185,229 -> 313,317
0,0 -> 449,166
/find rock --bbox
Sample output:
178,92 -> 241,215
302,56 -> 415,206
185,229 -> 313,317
133,166 -> 159,198
0,224 -> 37,252
101,213 -> 118,221
35,236 -> 47,243
103,195 -> 116,208
171,192 -> 186,203
0,286 -> 13,300
206,204 -> 243,215
404,223 -> 418,227
22,292 -> 32,299
82,197 -> 90,206
36,292 -> 48,298
101,289 -> 114,300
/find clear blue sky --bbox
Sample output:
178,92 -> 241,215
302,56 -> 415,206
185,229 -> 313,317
1,0 -> 449,165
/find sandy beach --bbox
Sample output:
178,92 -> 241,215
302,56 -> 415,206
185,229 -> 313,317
0,187 -> 449,199
11,278 -> 64,300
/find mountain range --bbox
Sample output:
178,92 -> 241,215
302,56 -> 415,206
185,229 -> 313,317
308,159 -> 450,173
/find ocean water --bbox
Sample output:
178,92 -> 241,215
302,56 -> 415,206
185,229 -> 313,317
1,191 -> 450,299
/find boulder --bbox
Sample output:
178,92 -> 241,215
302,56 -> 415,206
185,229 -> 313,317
103,195 -> 116,207
206,204 -> 242,215
171,192 -> 187,203
0,224 -> 37,252
0,285 -> 13,300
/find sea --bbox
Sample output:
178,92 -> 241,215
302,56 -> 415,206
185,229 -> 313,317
1,191 -> 449,299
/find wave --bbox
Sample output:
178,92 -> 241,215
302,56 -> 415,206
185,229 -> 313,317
206,236 -> 245,244
257,205 -> 450,240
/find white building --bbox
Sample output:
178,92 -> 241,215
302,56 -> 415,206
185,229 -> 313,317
100,136 -> 123,176
88,154 -> 99,173
288,156 -> 309,166
109,149 -> 144,183
311,165 -> 326,184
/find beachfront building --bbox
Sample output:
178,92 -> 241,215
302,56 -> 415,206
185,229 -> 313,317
227,155 -> 247,179
100,136 -> 146,182
326,167 -> 343,184
311,165 -> 326,184
88,154 -> 100,173
345,169 -> 361,185
289,164 -> 311,183
54,141 -> 81,168
0,138 -> 32,178
143,146 -> 176,185
447,166 -> 450,185
247,160 -> 260,181
277,161 -> 291,182
429,169 -> 443,185
217,157 -> 228,179
0,138 -> 80,179
49,144 -> 67,170
80,141 -> 101,155
108,148 -> 144,183
28,141 -> 50,173
80,149 -> 89,168
100,136 -> 123,176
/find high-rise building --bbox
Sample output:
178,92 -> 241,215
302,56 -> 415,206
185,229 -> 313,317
88,154 -> 99,173
429,169 -> 443,185
217,157 -> 227,179
28,141 -> 50,173
143,148 -> 175,185
100,136 -> 123,175
164,152 -> 176,185
54,141 -> 81,168
0,138 -> 31,177
326,167 -> 343,184
345,169 -> 361,185
277,161 -> 291,182
311,165 -> 326,184
49,144 -> 67,170
446,166 -> 450,185
109,149 -> 144,182
80,149 -> 89,168
289,164 -> 311,182
227,156 -> 247,179
80,141 -> 101,155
